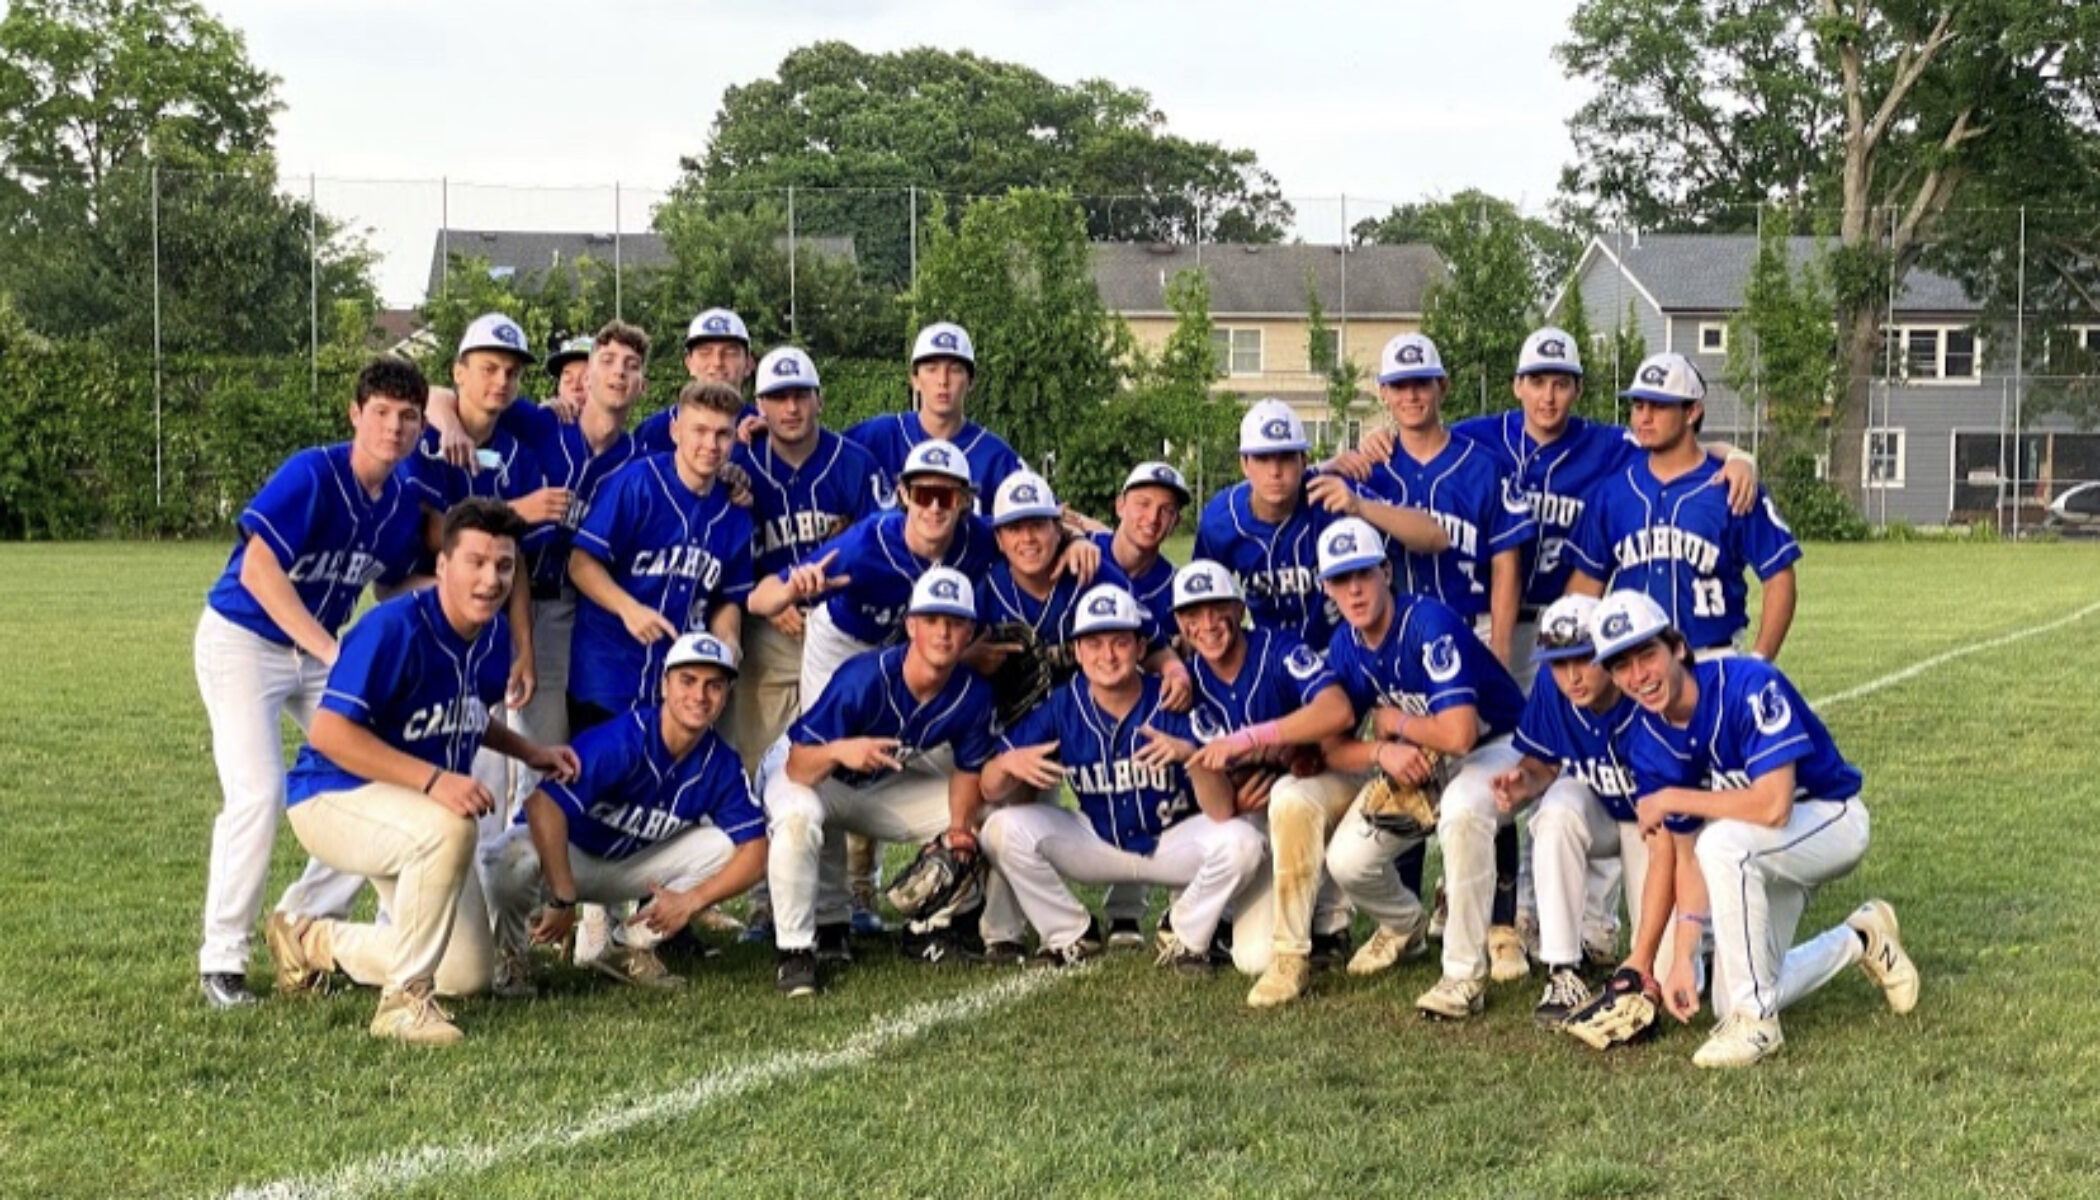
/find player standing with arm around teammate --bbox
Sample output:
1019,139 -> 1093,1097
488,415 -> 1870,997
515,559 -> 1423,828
844,322 -> 1027,510
1590,590 -> 1919,1067
485,632 -> 767,994
262,500 -> 580,1046
193,357 -> 435,1010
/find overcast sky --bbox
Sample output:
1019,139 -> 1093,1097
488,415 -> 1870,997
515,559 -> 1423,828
213,0 -> 1593,304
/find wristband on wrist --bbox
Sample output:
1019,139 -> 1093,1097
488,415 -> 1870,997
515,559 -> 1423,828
422,767 -> 443,794
1678,912 -> 1712,927
1725,448 -> 1756,466
546,895 -> 576,910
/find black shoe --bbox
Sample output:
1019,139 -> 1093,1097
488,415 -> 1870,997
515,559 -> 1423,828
1308,928 -> 1353,973
1534,965 -> 1593,1028
200,972 -> 258,1010
1032,918 -> 1104,968
970,939 -> 1028,967
901,927 -> 962,964
1106,917 -> 1146,949
775,949 -> 819,997
815,922 -> 854,967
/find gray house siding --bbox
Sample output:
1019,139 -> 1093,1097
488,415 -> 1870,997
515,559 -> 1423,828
1574,261 -> 1668,369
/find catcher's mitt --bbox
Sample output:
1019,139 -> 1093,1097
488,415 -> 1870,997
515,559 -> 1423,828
884,837 -> 987,931
1561,967 -> 1661,1050
1355,748 -> 1447,838
983,621 -> 1075,728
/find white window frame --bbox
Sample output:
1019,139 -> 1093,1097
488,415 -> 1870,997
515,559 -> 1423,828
1310,327 -> 1342,373
1886,324 -> 1982,385
1211,327 -> 1263,376
2069,326 -> 2100,358
1697,322 -> 1728,354
1864,427 -> 1906,489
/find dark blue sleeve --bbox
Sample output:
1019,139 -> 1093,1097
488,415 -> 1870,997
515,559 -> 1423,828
539,718 -> 628,819
1732,664 -> 1817,783
1513,679 -> 1569,764
790,659 -> 873,746
1564,484 -> 1611,578
238,450 -> 325,567
1738,488 -> 1804,581
950,682 -> 1000,772
318,607 -> 408,724
572,468 -> 632,564
998,693 -> 1061,753
691,742 -> 767,845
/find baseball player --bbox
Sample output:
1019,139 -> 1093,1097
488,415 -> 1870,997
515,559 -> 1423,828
193,357 -> 435,1010
485,632 -> 767,994
1312,517 -> 1530,1020
263,499 -> 580,1046
634,307 -> 758,456
980,584 -> 1265,972
1193,399 -> 1446,649
1169,560 -> 1365,1007
545,335 -> 594,412
1566,353 -> 1801,660
566,380 -> 754,734
844,322 -> 1026,511
763,567 -> 1001,995
1589,590 -> 1919,1067
968,470 -> 1152,685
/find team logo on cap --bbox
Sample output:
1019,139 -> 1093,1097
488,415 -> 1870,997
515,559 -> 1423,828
1285,644 -> 1324,680
1086,594 -> 1118,617
1424,635 -> 1461,683
703,315 -> 732,334
1751,681 -> 1793,735
1638,364 -> 1668,386
1012,482 -> 1041,504
1328,531 -> 1359,556
1153,465 -> 1178,484
1600,611 -> 1634,640
932,330 -> 960,351
772,356 -> 801,377
924,447 -> 953,467
1185,572 -> 1214,596
1537,338 -> 1567,359
1261,418 -> 1291,441
1396,343 -> 1426,365
1544,614 -> 1584,646
930,577 -> 961,601
493,323 -> 522,347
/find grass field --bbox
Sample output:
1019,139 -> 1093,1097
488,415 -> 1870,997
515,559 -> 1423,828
2,540 -> 2098,1199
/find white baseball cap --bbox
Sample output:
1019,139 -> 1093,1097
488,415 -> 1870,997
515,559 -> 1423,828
1378,333 -> 1446,384
1120,461 -> 1191,505
898,438 -> 973,488
663,631 -> 740,677
755,347 -> 820,397
457,313 -> 534,363
1315,516 -> 1386,581
908,567 -> 977,620
1532,594 -> 1602,662
992,470 -> 1060,527
685,307 -> 750,349
1072,584 -> 1144,636
1516,327 -> 1584,378
1589,590 -> 1674,662
912,322 -> 976,371
1619,352 -> 1706,405
544,335 -> 593,377
1171,559 -> 1245,611
1239,398 -> 1310,455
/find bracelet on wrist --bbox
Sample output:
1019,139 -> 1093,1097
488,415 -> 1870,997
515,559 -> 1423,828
422,767 -> 443,794
546,896 -> 576,911
1678,912 -> 1712,927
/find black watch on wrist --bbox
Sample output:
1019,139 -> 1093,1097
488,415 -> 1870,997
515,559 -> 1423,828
546,896 -> 577,911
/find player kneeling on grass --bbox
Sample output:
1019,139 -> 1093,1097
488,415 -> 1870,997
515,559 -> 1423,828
1588,590 -> 1919,1068
763,567 -> 1000,996
485,632 -> 768,995
265,499 -> 581,1047
979,585 -> 1263,972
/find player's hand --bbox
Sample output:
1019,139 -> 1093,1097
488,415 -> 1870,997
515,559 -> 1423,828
507,658 -> 536,709
528,743 -> 581,784
1379,740 -> 1434,787
1305,473 -> 1362,516
1134,725 -> 1197,769
768,606 -> 807,638
1323,449 -> 1377,483
620,603 -> 680,646
1490,767 -> 1529,814
635,883 -> 700,936
439,422 -> 476,472
736,413 -> 769,445
1157,660 -> 1193,712
719,462 -> 755,509
530,903 -> 576,946
1713,455 -> 1759,515
1663,957 -> 1702,1023
1055,537 -> 1101,585
1359,426 -> 1397,463
1003,742 -> 1066,790
835,737 -> 904,774
510,486 -> 574,525
1059,504 -> 1111,536
427,771 -> 495,819
545,395 -> 583,424
1635,793 -> 1670,837
942,827 -> 978,863
784,550 -> 851,603
1191,735 -> 1250,774
1234,766 -> 1282,813
1371,707 -> 1407,739
961,635 -> 1023,675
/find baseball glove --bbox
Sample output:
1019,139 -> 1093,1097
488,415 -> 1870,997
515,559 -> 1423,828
983,621 -> 1075,728
1561,967 -> 1662,1050
1355,749 -> 1447,838
885,837 -> 987,930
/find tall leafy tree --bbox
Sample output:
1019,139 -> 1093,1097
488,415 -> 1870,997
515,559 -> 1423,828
1355,190 -> 1583,303
1381,195 -> 1544,417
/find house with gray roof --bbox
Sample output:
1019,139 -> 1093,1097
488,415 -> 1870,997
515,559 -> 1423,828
423,230 -> 855,301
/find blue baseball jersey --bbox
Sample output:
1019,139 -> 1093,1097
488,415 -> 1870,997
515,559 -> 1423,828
397,424 -> 556,576
285,588 -> 511,804
1512,666 -> 1643,823
794,511 -> 998,646
1089,531 -> 1177,636
1324,593 -> 1525,740
733,430 -> 886,579
1192,479 -> 1364,646
844,413 -> 1026,511
788,645 -> 1000,789
1184,626 -> 1340,746
205,444 -> 424,645
1621,658 -> 1863,834
534,707 -> 765,860
1000,674 -> 1203,854
977,554 -> 1158,649
1565,458 -> 1801,651
1362,435 -> 1535,619
1451,412 -> 1640,607
568,455 -> 755,711
498,400 -> 645,594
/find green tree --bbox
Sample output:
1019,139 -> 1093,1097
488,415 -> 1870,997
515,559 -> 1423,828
1397,196 -> 1543,417
1556,0 -> 2100,502
1305,272 -> 1366,453
1355,190 -> 1583,305
1547,274 -> 1620,424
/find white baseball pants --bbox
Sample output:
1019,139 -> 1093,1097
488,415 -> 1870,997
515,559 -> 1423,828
797,604 -> 874,710
1698,799 -> 1869,1021
724,615 -> 805,778
764,768 -> 950,951
1527,778 -> 1674,969
508,594 -> 576,812
1227,770 -> 1360,974
483,822 -> 740,955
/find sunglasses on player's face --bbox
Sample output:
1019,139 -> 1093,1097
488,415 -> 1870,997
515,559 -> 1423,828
906,484 -> 966,512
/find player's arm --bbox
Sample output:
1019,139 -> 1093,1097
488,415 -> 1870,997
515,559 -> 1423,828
982,741 -> 1063,803
1638,762 -> 1796,832
1187,762 -> 1235,822
1619,822 -> 1679,980
1191,685 -> 1355,771
523,790 -> 582,943
640,837 -> 769,934
784,737 -> 902,787
706,601 -> 742,650
308,709 -> 498,818
1702,441 -> 1760,515
1303,477 -> 1450,553
1662,833 -> 1713,1022
236,535 -> 339,663
421,386 -> 478,471
749,548 -> 849,619
506,576 -> 535,707
945,770 -> 986,855
1490,753 -> 1561,814
1751,564 -> 1796,661
569,548 -> 678,645
1487,546 -> 1521,667
481,718 -> 579,781
1143,646 -> 1194,710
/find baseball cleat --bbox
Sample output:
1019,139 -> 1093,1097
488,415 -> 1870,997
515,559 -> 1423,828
1246,954 -> 1312,1009
774,948 -> 819,997
199,972 -> 259,1010
263,912 -> 330,995
1692,1013 -> 1783,1068
969,939 -> 1028,967
1031,939 -> 1100,969
1846,900 -> 1919,1015
1308,927 -> 1354,973
1155,936 -> 1214,977
1415,975 -> 1487,1020
1534,966 -> 1593,1027
590,945 -> 686,990
572,905 -> 612,965
369,982 -> 463,1047
1348,915 -> 1429,977
491,948 -> 536,999
814,922 -> 855,967
1106,917 -> 1147,950
1489,924 -> 1531,983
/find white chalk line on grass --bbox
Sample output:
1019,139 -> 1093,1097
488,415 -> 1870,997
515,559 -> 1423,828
1810,598 -> 2100,710
218,967 -> 1078,1200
